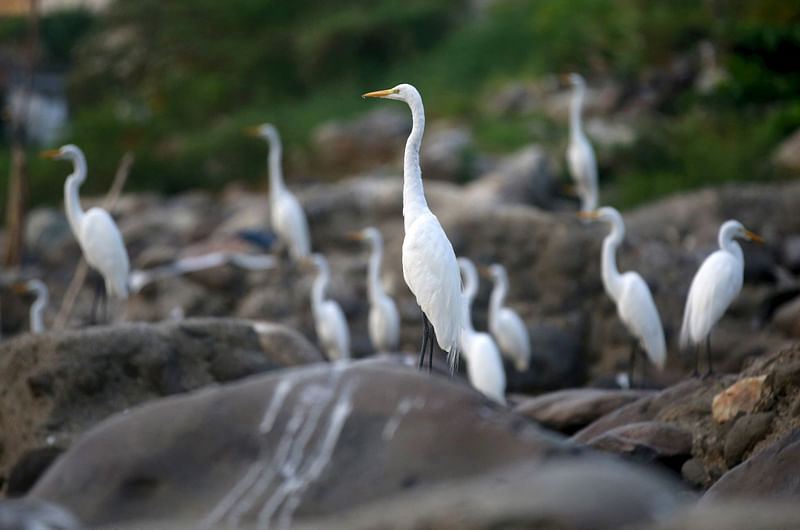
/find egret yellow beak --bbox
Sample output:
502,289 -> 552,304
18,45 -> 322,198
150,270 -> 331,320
345,230 -> 364,241
558,74 -> 572,85
10,283 -> 28,294
40,149 -> 60,159
362,88 -> 398,99
743,229 -> 764,244
576,211 -> 599,219
244,125 -> 262,137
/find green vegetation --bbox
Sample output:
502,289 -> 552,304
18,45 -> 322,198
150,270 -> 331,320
2,0 -> 799,208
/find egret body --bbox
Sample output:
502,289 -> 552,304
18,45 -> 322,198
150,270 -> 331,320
485,263 -> 531,372
565,73 -> 599,213
305,253 -> 350,361
12,279 -> 49,333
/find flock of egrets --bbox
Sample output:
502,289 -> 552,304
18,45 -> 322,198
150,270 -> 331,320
15,75 -> 762,404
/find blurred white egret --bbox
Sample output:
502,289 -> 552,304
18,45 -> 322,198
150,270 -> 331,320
363,83 -> 465,372
564,73 -> 598,213
347,227 -> 400,352
580,207 -> 666,383
303,253 -> 350,361
484,263 -> 531,372
42,145 -> 130,318
679,220 -> 763,375
246,123 -> 311,260
458,257 -> 506,403
12,279 -> 49,333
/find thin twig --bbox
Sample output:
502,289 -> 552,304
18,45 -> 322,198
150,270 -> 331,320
53,152 -> 135,330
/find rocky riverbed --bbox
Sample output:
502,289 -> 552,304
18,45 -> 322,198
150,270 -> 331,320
1,160 -> 800,527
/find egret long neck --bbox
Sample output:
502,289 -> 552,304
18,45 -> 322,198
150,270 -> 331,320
489,274 -> 508,323
268,134 -> 285,196
64,154 -> 88,238
30,292 -> 47,333
569,83 -> 585,141
367,239 -> 384,304
720,229 -> 744,264
402,95 -> 429,230
311,266 -> 329,317
601,220 -> 625,302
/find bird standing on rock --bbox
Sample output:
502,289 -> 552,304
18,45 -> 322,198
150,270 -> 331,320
580,207 -> 666,385
483,263 -> 531,372
12,279 -> 49,333
362,83 -> 465,373
246,123 -> 311,261
42,144 -> 130,323
302,253 -> 350,361
680,219 -> 763,376
563,73 -> 599,213
346,227 -> 400,353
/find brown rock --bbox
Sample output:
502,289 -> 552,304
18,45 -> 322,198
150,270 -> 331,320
723,413 -> 774,468
585,421 -> 692,468
711,376 -> 769,423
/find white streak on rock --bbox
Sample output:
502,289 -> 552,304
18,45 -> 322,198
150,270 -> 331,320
381,395 -> 426,441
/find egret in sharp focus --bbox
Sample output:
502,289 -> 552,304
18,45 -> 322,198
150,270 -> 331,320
12,279 -> 49,333
302,253 -> 350,361
483,263 -> 531,372
679,220 -> 763,376
563,73 -> 598,213
458,257 -> 506,403
580,207 -> 666,384
246,123 -> 311,261
363,83 -> 465,373
41,145 -> 130,322
346,227 -> 400,353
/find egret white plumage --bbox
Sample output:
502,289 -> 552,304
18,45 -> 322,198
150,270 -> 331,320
346,227 -> 400,352
363,83 -> 465,372
41,145 -> 130,320
564,73 -> 599,213
458,257 -> 506,403
580,207 -> 666,383
303,253 -> 350,361
12,279 -> 49,333
484,263 -> 531,372
679,220 -> 763,375
246,123 -> 311,260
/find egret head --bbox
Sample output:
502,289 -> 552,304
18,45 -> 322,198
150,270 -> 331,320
300,253 -> 328,274
40,144 -> 82,162
244,123 -> 278,142
487,263 -> 507,283
362,83 -> 418,103
721,220 -> 764,244
11,279 -> 47,298
577,206 -> 620,223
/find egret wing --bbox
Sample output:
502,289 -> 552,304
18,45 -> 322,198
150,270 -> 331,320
618,273 -> 666,369
273,190 -> 311,260
80,208 -> 130,298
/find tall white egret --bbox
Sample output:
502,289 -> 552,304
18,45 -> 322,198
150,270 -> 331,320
12,279 -> 49,333
679,220 -> 763,375
246,123 -> 311,260
458,257 -> 506,403
302,253 -> 350,361
41,145 -> 130,317
346,227 -> 400,352
580,207 -> 666,383
483,263 -> 531,372
363,83 -> 465,372
563,73 -> 599,213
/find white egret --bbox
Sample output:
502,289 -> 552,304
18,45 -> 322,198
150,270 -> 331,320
363,83 -> 465,373
41,145 -> 130,319
679,220 -> 763,375
580,207 -> 666,383
12,279 -> 49,333
346,227 -> 400,352
302,253 -> 350,361
483,263 -> 531,372
246,123 -> 311,260
563,73 -> 599,213
458,257 -> 506,403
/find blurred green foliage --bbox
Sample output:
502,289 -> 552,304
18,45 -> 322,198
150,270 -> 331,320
2,0 -> 800,209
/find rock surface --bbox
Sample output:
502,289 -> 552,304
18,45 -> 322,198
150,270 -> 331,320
29,359 -> 686,529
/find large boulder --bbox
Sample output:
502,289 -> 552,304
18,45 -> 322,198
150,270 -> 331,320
0,318 -> 323,496
29,359 -> 686,529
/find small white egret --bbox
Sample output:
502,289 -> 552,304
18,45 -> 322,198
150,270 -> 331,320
481,263 -> 531,372
458,257 -> 506,403
563,73 -> 599,213
42,145 -> 130,320
679,220 -> 763,375
363,83 -> 465,372
246,123 -> 311,260
580,207 -> 666,383
302,253 -> 350,361
12,279 -> 49,333
346,227 -> 400,352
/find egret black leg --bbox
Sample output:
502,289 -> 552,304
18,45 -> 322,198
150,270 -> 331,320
704,334 -> 713,378
427,328 -> 435,373
628,340 -> 638,389
692,344 -> 700,377
89,274 -> 105,325
418,314 -> 430,370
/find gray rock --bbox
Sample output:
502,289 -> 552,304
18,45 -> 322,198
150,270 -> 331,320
0,498 -> 82,530
780,235 -> 800,273
419,125 -> 473,181
585,421 -> 693,469
772,127 -> 800,174
31,359 -> 586,528
723,412 -> 773,468
515,388 -> 653,434
647,500 -> 800,530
